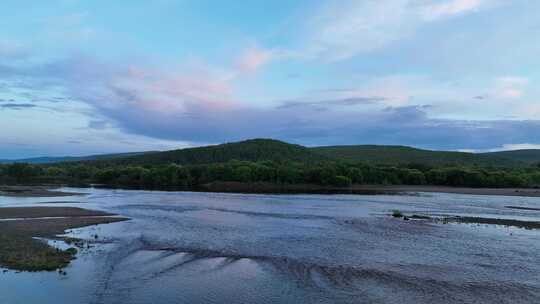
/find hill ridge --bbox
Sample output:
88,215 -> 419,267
3,139 -> 540,167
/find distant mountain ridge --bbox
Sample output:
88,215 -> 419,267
2,139 -> 540,167
0,152 -> 153,164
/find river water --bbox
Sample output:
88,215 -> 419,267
1,188 -> 539,303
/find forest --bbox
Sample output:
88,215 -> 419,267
2,139 -> 540,191
1,159 -> 540,190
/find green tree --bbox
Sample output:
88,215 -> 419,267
331,175 -> 352,187
233,166 -> 252,182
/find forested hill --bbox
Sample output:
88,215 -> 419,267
481,150 -> 540,165
95,139 -> 327,165
3,138 -> 540,190
310,145 -> 526,167
65,139 -> 540,167
4,139 -> 540,167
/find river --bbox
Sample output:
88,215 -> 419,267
1,188 -> 539,303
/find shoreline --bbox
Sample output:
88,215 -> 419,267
198,182 -> 540,198
349,185 -> 540,197
2,183 -> 540,198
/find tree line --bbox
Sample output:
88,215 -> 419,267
2,160 -> 540,190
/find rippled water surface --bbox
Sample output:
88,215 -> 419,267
1,188 -> 540,303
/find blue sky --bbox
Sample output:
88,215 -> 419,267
1,0 -> 539,158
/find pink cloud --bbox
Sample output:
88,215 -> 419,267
236,46 -> 274,73
59,58 -> 236,119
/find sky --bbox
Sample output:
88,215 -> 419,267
1,0 -> 539,158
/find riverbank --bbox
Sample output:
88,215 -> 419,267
199,182 -> 540,197
0,206 -> 128,271
3,183 -> 540,198
350,185 -> 540,197
0,185 -> 83,197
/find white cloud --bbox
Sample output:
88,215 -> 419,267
495,143 -> 540,151
304,0 -> 499,60
421,0 -> 488,20
494,76 -> 529,99
307,0 -> 414,60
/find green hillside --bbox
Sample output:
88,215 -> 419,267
10,139 -> 539,168
82,140 -> 540,168
310,145 -> 523,167
4,139 -> 540,190
98,139 -> 327,165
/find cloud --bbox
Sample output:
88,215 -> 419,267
236,46 -> 274,73
0,103 -> 37,110
1,51 -> 539,151
303,0 -> 499,60
65,66 -> 540,149
88,120 -> 109,130
493,76 -> 529,99
421,0 -> 489,20
277,97 -> 386,110
497,143 -> 540,151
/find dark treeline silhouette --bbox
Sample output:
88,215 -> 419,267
2,160 -> 540,190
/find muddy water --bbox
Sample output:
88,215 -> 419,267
1,188 -> 540,303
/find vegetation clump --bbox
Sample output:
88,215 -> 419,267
65,247 -> 78,256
